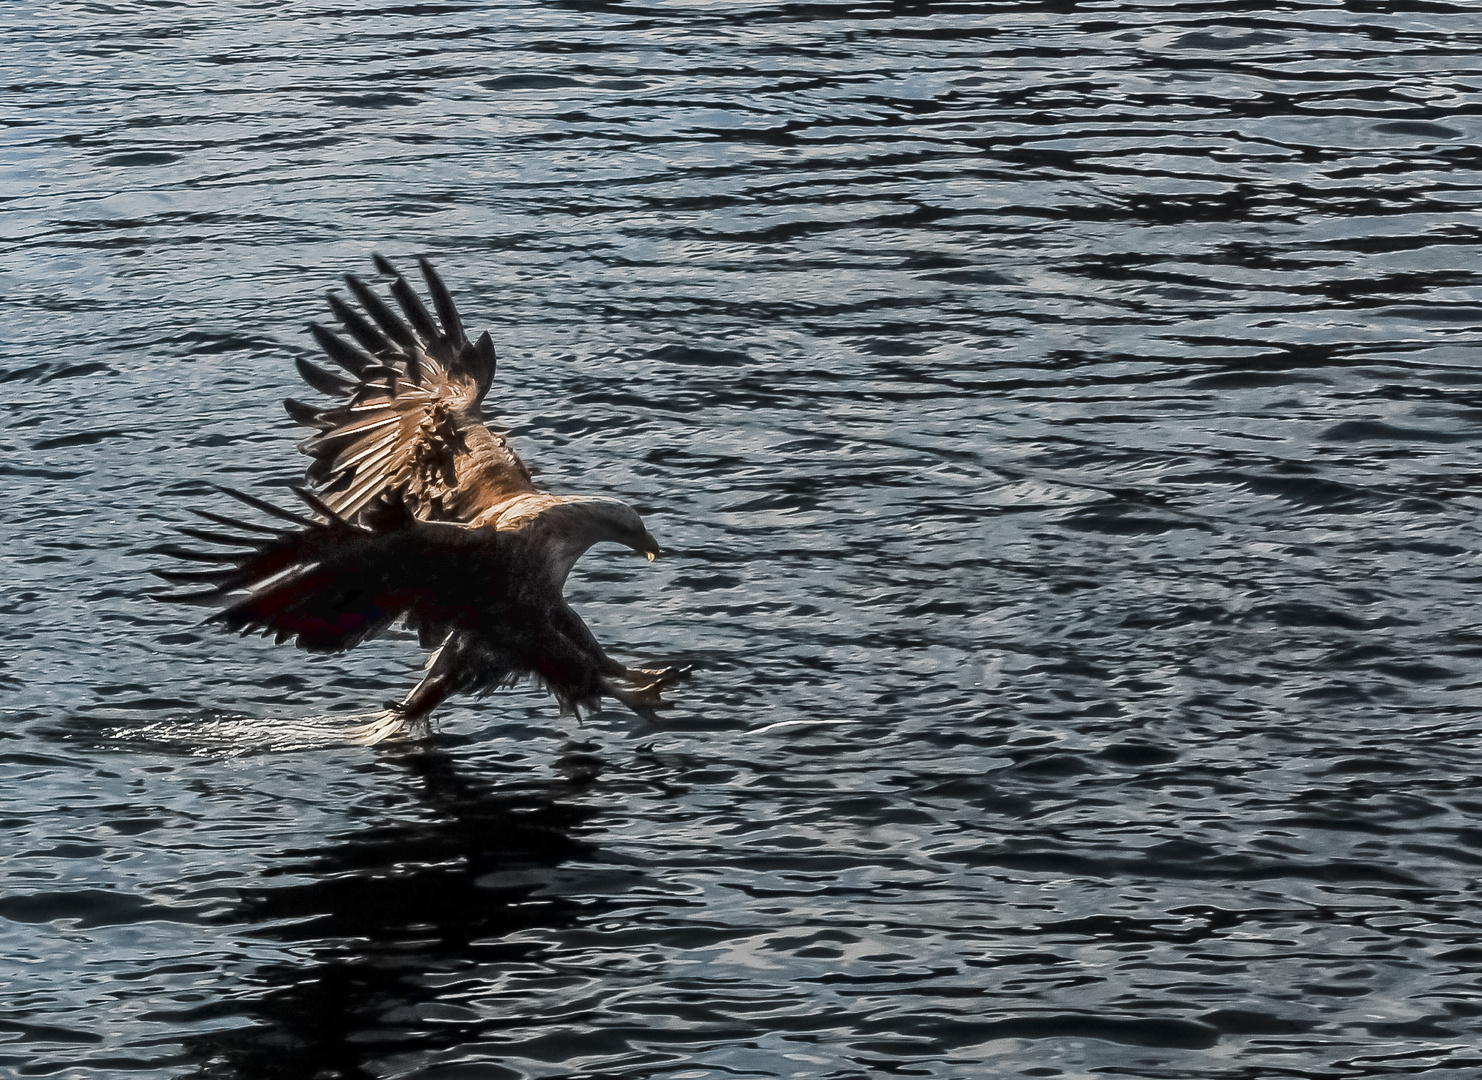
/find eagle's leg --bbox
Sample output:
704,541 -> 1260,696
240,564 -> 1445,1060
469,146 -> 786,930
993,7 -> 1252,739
395,662 -> 459,724
348,638 -> 460,745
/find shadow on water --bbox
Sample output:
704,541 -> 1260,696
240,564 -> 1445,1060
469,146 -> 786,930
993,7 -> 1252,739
182,743 -> 610,1080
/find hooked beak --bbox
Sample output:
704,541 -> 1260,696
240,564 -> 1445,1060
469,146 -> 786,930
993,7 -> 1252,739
641,531 -> 660,561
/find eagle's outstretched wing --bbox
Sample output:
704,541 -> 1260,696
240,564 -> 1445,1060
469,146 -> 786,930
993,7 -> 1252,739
154,487 -> 501,653
154,486 -> 683,728
287,255 -> 536,525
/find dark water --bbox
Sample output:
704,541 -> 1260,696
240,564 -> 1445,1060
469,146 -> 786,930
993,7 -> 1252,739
6,1 -> 1482,1076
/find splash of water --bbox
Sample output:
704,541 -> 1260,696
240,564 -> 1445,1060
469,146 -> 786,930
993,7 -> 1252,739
118,710 -> 415,755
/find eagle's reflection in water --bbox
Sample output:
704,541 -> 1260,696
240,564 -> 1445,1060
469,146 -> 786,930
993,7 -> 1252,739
182,742 -> 620,1080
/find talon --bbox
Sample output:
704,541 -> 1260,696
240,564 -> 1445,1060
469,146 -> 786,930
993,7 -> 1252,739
625,664 -> 689,689
348,708 -> 432,745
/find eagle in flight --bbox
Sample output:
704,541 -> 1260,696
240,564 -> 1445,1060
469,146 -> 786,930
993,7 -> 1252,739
157,255 -> 683,742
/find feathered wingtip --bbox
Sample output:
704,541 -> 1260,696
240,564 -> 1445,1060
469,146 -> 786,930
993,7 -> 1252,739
209,483 -> 316,527
413,255 -> 495,401
287,484 -> 355,527
148,489 -> 286,603
148,484 -> 358,606
200,483 -> 355,531
295,355 -> 356,398
308,322 -> 378,379
344,270 -> 419,353
284,397 -> 324,429
416,257 -> 466,348
375,253 -> 495,404
290,254 -> 496,421
467,330 -> 496,405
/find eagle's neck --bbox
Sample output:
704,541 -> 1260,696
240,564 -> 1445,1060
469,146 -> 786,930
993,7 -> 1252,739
518,497 -> 644,592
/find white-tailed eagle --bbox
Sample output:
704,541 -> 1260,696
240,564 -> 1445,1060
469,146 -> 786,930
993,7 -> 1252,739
157,256 -> 683,742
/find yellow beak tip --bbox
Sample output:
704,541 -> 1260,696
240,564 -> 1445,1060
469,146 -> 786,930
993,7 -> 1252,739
646,551 -> 657,562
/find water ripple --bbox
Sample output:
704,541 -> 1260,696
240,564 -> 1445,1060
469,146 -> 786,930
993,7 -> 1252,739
5,0 -> 1482,1077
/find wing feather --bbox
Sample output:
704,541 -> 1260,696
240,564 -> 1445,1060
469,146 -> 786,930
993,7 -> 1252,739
295,356 -> 356,398
326,290 -> 394,354
388,274 -> 440,343
284,397 -> 333,430
155,490 -> 502,653
419,258 -> 466,347
313,411 -> 400,441
189,506 -> 282,535
214,484 -> 315,527
308,323 -> 378,377
287,256 -> 535,525
345,273 -> 419,352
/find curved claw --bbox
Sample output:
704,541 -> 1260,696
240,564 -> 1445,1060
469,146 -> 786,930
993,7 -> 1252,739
603,664 -> 689,723
627,664 -> 691,689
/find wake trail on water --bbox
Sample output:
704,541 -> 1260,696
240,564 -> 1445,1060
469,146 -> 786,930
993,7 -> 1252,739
119,710 -> 402,755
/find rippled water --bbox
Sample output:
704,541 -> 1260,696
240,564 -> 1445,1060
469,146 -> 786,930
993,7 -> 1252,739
6,1 -> 1482,1077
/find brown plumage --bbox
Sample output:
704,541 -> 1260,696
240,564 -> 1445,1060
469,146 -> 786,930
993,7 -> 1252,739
157,256 -> 683,741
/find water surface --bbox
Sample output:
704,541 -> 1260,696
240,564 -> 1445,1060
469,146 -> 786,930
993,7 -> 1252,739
5,2 -> 1482,1077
